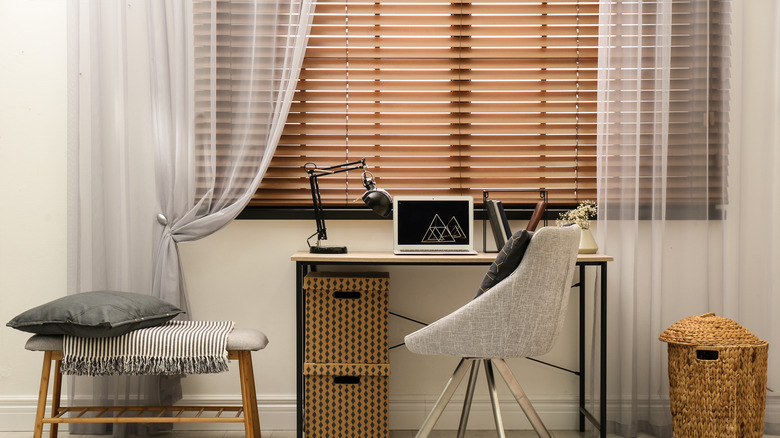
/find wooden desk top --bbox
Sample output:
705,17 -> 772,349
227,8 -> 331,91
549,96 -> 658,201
291,251 -> 613,264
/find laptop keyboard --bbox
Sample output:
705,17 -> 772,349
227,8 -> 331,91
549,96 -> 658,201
397,248 -> 477,254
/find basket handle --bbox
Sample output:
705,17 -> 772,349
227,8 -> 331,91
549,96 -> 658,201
696,350 -> 719,361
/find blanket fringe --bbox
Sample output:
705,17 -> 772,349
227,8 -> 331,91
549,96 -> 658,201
62,355 -> 231,376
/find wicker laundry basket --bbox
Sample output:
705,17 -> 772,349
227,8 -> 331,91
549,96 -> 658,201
659,313 -> 768,438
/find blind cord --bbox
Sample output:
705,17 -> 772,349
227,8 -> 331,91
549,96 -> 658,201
574,0 -> 581,201
344,0 -> 350,203
457,1 -> 463,195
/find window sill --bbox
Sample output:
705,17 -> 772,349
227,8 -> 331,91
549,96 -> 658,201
236,206 -> 569,221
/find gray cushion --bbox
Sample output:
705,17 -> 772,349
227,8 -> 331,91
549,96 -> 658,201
476,229 -> 534,296
225,328 -> 269,351
7,291 -> 182,338
25,327 -> 269,352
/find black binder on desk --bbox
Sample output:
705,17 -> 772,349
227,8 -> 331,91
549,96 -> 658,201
486,200 -> 511,249
496,201 -> 512,238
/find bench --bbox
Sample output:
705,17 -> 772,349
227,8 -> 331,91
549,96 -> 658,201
25,328 -> 268,438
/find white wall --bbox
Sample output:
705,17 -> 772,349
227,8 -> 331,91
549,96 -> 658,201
0,0 -> 774,433
0,0 -> 68,428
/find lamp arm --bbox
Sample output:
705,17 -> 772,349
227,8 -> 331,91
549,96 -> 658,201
309,173 -> 327,244
308,158 -> 367,177
306,158 -> 369,248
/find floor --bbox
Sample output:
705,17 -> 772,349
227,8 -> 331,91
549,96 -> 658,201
0,432 -> 655,438
4,431 -> 780,437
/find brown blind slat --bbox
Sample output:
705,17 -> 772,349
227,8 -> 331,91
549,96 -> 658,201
196,0 -> 600,208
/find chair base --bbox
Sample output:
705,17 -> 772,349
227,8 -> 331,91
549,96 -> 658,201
415,358 -> 552,438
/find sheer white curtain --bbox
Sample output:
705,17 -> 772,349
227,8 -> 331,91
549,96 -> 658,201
726,0 -> 780,433
596,0 -> 780,436
67,2 -> 171,435
68,0 -> 313,435
146,0 -> 314,309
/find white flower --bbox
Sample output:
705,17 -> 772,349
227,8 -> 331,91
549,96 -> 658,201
556,200 -> 598,229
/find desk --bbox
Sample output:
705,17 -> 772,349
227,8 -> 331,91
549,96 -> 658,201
292,251 -> 613,437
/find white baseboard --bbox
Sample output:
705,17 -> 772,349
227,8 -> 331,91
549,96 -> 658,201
0,394 -> 579,432
5,394 -> 777,432
0,397 -> 35,433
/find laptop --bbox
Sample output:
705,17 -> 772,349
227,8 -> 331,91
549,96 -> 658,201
393,195 -> 477,255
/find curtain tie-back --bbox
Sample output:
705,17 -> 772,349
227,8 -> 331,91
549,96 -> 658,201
156,213 -> 168,226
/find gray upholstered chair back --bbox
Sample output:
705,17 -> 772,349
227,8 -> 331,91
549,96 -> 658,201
404,225 -> 581,359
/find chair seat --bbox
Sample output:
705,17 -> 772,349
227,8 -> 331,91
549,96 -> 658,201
25,327 -> 269,352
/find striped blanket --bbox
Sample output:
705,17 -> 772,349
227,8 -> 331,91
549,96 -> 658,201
61,321 -> 235,376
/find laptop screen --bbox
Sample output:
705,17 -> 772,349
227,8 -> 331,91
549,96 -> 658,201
393,196 -> 475,253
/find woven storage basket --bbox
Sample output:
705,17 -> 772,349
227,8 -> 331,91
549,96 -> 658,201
304,363 -> 389,438
659,313 -> 768,438
304,272 -> 389,364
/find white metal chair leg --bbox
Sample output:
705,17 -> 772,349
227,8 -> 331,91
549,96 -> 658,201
456,360 -> 481,438
492,358 -> 553,438
415,358 -> 472,438
484,359 -> 507,438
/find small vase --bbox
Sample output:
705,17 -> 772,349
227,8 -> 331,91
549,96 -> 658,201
579,227 -> 598,254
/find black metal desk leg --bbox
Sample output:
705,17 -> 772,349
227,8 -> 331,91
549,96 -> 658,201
600,263 -> 607,438
579,262 -> 608,438
579,264 -> 586,432
296,262 -> 306,438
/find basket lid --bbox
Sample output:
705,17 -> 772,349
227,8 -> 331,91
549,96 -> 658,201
659,313 -> 766,346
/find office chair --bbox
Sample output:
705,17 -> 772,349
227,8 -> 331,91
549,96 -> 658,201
404,225 -> 581,438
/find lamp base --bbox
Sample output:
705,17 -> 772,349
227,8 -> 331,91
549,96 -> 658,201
309,245 -> 348,254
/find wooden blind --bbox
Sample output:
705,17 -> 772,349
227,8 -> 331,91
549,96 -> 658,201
194,0 -> 727,213
246,0 -> 600,208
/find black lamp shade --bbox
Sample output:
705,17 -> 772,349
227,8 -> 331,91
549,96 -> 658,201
362,189 -> 393,217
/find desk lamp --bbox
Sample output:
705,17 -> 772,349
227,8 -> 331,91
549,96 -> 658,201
305,158 -> 392,253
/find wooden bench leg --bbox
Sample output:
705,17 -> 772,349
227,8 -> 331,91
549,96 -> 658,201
238,351 -> 261,438
50,357 -> 62,438
34,351 -> 53,438
34,349 -> 260,434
